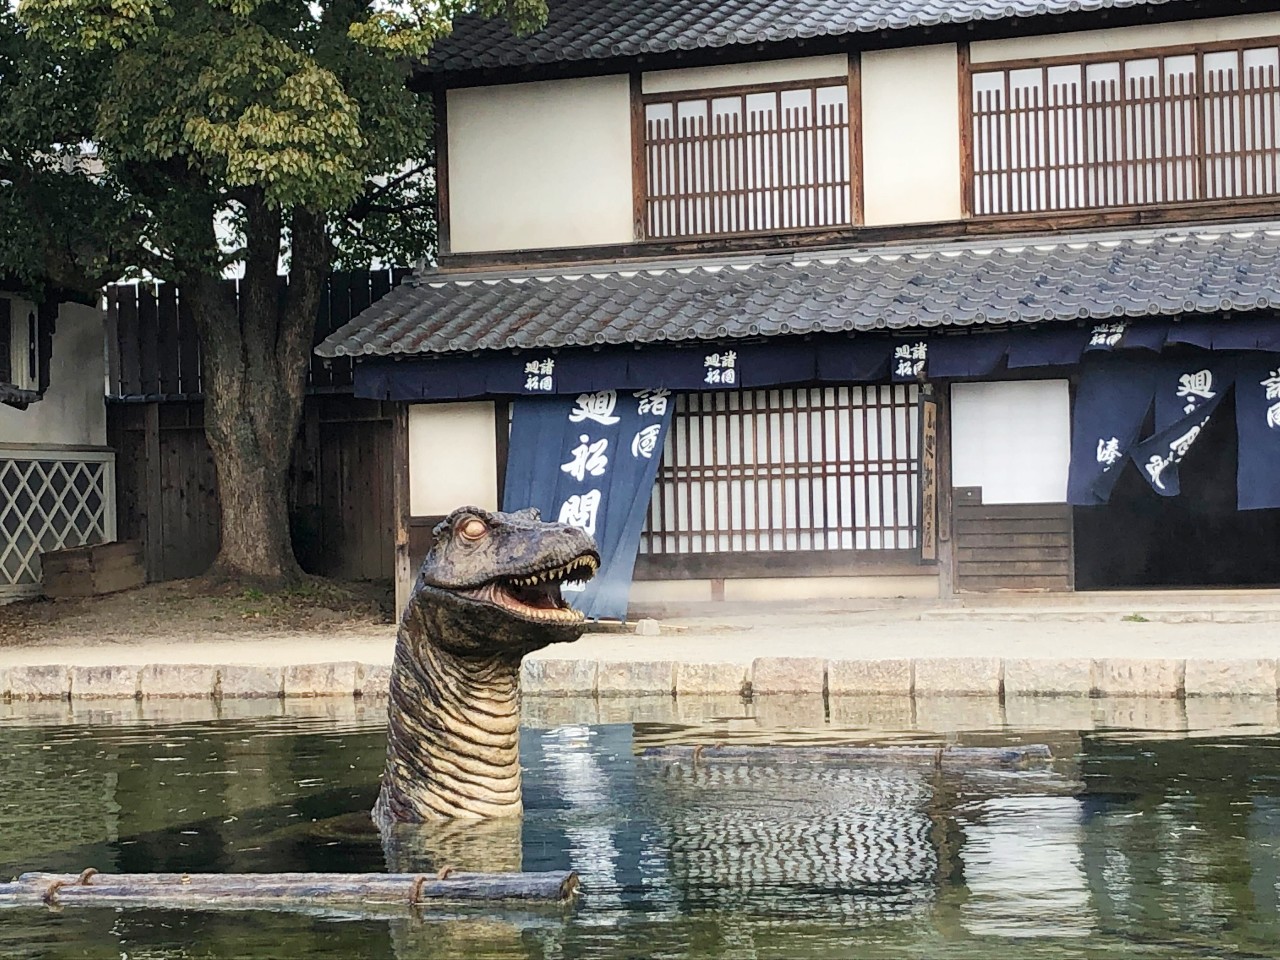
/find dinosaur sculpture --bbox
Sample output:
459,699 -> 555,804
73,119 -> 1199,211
372,506 -> 599,826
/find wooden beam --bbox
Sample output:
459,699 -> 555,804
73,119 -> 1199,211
433,89 -> 451,257
392,404 -> 412,617
2,870 -> 579,911
630,71 -> 647,241
848,52 -> 864,224
638,744 -> 1053,767
957,42 -> 974,219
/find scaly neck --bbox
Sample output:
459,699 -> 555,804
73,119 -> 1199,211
375,610 -> 524,823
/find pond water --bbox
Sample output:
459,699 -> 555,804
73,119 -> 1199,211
0,699 -> 1279,959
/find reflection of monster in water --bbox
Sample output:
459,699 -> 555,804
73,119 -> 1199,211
373,506 -> 598,829
636,761 -> 943,922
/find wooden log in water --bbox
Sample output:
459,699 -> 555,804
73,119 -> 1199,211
637,744 -> 1053,767
0,870 -> 579,910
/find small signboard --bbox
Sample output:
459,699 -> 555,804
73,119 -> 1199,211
918,394 -> 939,564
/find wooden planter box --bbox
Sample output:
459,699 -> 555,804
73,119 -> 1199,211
41,541 -> 146,598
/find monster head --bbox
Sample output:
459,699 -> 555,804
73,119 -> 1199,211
408,505 -> 600,658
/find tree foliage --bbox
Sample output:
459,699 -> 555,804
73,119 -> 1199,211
4,0 -> 546,583
8,0 -> 544,281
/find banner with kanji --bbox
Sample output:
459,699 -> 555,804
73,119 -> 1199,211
1067,356 -> 1157,506
1236,353 -> 1280,510
502,389 -> 673,621
1130,358 -> 1234,498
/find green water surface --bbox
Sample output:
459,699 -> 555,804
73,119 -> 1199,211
0,700 -> 1278,959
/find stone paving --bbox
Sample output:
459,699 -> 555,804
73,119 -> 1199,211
1,593 -> 1279,702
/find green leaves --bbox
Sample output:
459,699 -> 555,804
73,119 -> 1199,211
8,0 -> 548,282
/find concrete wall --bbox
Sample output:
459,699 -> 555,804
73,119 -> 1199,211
861,44 -> 963,226
408,401 -> 498,516
0,300 -> 105,448
951,380 -> 1071,505
447,76 -> 635,253
970,12 -> 1280,63
641,54 -> 849,94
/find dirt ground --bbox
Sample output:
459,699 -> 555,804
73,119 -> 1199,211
0,578 -> 395,648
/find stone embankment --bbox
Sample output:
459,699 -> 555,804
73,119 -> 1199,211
1,654 -> 1278,701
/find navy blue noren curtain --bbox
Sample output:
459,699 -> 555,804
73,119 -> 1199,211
502,390 -> 673,620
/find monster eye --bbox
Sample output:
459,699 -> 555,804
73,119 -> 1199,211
459,517 -> 487,541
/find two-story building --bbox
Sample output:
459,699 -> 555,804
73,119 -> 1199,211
319,0 -> 1280,612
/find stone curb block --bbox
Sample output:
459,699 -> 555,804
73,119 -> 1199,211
913,657 -> 1001,696
1184,658 -> 1279,697
358,663 -> 392,698
826,659 -> 911,696
284,661 -> 360,698
521,659 -> 597,696
597,661 -> 675,696
752,657 -> 825,694
1003,658 -> 1094,697
140,663 -> 217,699
7,664 -> 70,701
217,665 -> 284,699
71,665 -> 142,700
1093,658 -> 1185,698
675,662 -> 747,696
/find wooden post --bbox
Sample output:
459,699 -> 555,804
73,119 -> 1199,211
934,385 -> 956,598
392,404 -> 412,618
142,402 -> 162,581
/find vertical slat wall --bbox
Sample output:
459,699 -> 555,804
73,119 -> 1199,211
639,386 -> 919,555
970,41 -> 1280,215
107,268 -> 409,399
644,81 -> 853,239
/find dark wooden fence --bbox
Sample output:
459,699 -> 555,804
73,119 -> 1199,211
106,269 -> 409,397
105,269 -> 407,583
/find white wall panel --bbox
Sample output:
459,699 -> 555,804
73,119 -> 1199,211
642,54 -> 849,94
951,380 -> 1070,504
408,402 -> 498,516
861,44 -> 962,226
448,76 -> 634,253
971,12 -> 1280,63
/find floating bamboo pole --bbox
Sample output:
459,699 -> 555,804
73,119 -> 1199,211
637,744 -> 1053,767
0,869 -> 579,911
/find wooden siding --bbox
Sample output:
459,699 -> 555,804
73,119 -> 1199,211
969,37 -> 1280,216
952,487 -> 1074,592
108,396 -> 394,582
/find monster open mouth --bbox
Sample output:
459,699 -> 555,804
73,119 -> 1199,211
462,554 -> 598,623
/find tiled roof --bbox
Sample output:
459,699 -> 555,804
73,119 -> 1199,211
315,223 -> 1280,359
424,0 -> 1192,74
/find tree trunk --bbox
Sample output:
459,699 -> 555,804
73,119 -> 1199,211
185,195 -> 331,586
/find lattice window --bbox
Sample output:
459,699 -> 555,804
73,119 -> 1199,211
970,40 -> 1280,215
639,386 -> 919,555
0,451 -> 116,595
643,80 -> 854,239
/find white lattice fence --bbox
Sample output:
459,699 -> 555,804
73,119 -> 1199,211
0,447 -> 116,599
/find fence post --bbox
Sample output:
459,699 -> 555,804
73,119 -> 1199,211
143,402 -> 163,582
392,404 -> 411,618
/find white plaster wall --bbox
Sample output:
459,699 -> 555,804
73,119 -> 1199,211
447,76 -> 634,253
971,12 -> 1280,64
861,44 -> 962,226
0,300 -> 105,447
408,401 -> 498,516
642,54 -> 849,94
951,380 -> 1071,505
